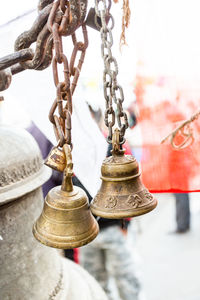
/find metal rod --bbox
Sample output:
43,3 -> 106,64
0,49 -> 33,71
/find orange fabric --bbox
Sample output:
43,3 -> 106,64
134,77 -> 200,193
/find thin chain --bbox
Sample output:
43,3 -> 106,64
48,0 -> 88,149
95,0 -> 129,144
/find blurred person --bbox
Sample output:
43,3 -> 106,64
174,193 -> 190,233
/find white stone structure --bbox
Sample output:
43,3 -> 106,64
0,125 -> 108,300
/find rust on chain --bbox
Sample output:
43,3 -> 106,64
57,83 -> 66,118
59,1 -> 72,34
70,24 -> 88,74
48,0 -> 87,36
19,24 -> 51,69
52,53 -> 70,87
14,2 -> 63,70
64,110 -> 72,146
60,0 -> 68,13
0,0 -> 89,158
54,114 -> 66,146
38,0 -> 54,11
59,0 -> 87,36
11,63 -> 26,75
36,35 -> 53,70
15,4 -> 53,51
65,90 -> 72,115
52,23 -> 63,63
70,24 -> 88,94
0,0 -> 88,149
47,0 -> 60,32
0,0 -> 88,93
49,99 -> 58,124
0,69 -> 12,91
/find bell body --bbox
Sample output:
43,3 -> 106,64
33,185 -> 99,249
91,153 -> 157,219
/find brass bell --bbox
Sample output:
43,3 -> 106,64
45,146 -> 66,172
90,129 -> 157,219
33,144 -> 99,249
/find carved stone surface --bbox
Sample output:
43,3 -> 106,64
0,156 -> 41,187
0,189 -> 64,300
0,126 -> 51,205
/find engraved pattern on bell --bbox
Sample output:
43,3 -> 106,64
127,194 -> 142,208
92,194 -> 100,205
103,154 -> 135,164
91,151 -> 157,219
144,190 -> 154,201
105,196 -> 117,208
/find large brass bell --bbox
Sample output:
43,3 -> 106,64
33,145 -> 99,249
90,129 -> 157,219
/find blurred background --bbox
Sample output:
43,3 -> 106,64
0,1 -> 200,300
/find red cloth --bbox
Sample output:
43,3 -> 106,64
138,102 -> 200,193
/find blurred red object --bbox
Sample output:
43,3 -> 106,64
135,75 -> 200,193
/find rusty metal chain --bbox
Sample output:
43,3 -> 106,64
0,0 -> 88,154
48,0 -> 88,149
95,0 -> 129,144
14,2 -> 55,70
0,0 -> 55,91
0,0 -> 88,91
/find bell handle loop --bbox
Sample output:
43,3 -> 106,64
111,128 -> 124,156
61,144 -> 73,192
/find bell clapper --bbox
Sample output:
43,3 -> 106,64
61,144 -> 73,193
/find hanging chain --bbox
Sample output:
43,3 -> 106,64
48,0 -> 88,149
0,0 -> 88,91
95,0 -> 129,144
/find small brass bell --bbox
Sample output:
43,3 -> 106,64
33,144 -> 99,249
90,129 -> 157,219
45,146 -> 66,172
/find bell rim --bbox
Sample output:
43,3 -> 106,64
90,198 -> 157,219
32,221 -> 99,249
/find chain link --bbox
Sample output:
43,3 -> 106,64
14,2 -> 55,70
48,0 -> 88,149
0,0 -> 88,151
95,0 -> 129,144
0,0 -> 87,90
